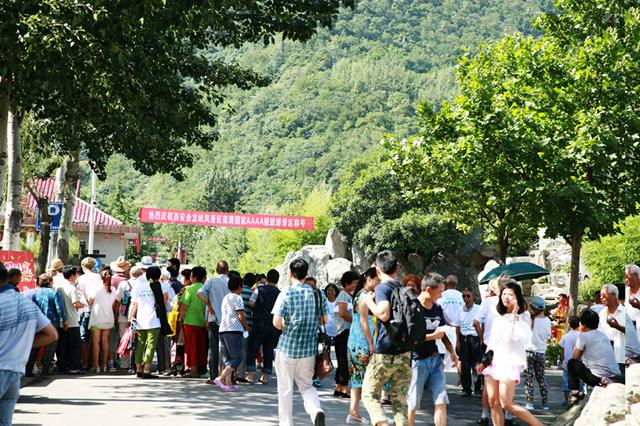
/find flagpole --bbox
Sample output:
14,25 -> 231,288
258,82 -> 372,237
88,171 -> 96,255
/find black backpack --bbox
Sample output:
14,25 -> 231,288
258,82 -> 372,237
386,284 -> 426,351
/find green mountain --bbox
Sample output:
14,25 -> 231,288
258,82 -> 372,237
89,0 -> 552,263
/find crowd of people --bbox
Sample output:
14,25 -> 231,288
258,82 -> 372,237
1,249 -> 640,426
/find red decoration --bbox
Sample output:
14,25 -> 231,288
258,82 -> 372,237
139,208 -> 315,231
0,251 -> 37,291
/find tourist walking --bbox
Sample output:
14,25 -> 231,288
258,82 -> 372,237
361,250 -> 411,426
246,269 -> 281,385
478,282 -> 543,426
0,263 -> 58,425
272,258 -> 328,426
55,265 -> 83,374
455,287 -> 482,396
408,273 -> 459,426
346,267 -> 380,424
87,270 -> 117,373
524,296 -> 551,410
438,275 -> 464,370
198,261 -> 230,382
181,266 -> 208,377
76,257 -> 102,370
334,271 -> 359,397
236,273 -> 256,382
214,275 -> 251,392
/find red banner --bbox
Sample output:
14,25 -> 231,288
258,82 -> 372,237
0,251 -> 37,291
139,208 -> 315,230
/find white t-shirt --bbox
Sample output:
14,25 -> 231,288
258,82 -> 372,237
220,293 -> 245,333
88,286 -> 117,329
475,296 -> 499,342
131,281 -> 163,330
598,305 -> 626,364
324,300 -> 338,337
77,272 -> 102,314
457,304 -> 479,336
559,329 -> 580,368
334,291 -> 353,335
52,273 -> 65,290
57,280 -> 80,328
526,315 -> 552,353
161,281 -> 176,313
625,286 -> 640,337
439,289 -> 464,326
591,303 -> 605,314
575,329 -> 620,377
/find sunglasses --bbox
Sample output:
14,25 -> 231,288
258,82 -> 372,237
463,294 -> 472,298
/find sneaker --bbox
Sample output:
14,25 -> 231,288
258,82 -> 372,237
524,403 -> 535,410
312,379 -> 322,388
314,411 -> 325,426
476,418 -> 489,425
108,366 -> 117,373
541,404 -> 549,411
346,414 -> 369,424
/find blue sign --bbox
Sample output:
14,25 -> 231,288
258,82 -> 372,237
35,202 -> 64,232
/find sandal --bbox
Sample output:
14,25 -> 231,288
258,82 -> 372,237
204,379 -> 216,385
567,392 -> 585,408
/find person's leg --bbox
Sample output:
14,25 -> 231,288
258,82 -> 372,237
569,358 -> 601,388
144,329 -> 160,373
100,328 -> 111,369
425,356 -> 449,426
274,351 -> 296,426
361,354 -> 389,426
499,380 -> 543,426
387,354 -> 411,426
459,336 -> 472,393
407,359 -> 426,426
523,351 -> 535,404
484,376 -> 503,426
235,334 -> 248,379
533,353 -> 549,406
334,330 -> 350,392
207,322 -> 219,379
0,370 -> 21,425
197,326 -> 208,375
69,327 -> 82,371
80,313 -> 90,369
262,326 -> 278,375
156,335 -> 166,372
348,387 -> 364,419
134,329 -> 148,372
293,354 -> 324,423
562,368 -> 570,404
91,329 -> 101,369
56,328 -> 69,373
245,326 -> 261,380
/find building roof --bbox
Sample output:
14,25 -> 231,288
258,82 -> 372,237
24,178 -> 140,235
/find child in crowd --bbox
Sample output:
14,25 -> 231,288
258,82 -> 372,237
559,316 -> 582,406
215,275 -> 250,392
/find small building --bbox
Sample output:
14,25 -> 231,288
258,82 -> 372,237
22,179 -> 140,263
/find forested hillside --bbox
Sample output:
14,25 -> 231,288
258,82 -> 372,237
89,0 -> 552,265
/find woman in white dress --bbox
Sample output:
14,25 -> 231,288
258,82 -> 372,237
87,270 -> 117,373
478,283 -> 543,426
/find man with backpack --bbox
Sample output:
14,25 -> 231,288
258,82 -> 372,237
408,273 -> 459,426
362,250 -> 415,426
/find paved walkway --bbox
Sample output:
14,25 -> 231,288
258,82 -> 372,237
13,369 -> 566,425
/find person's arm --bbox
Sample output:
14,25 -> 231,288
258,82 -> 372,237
237,309 -> 249,331
338,300 -> 353,323
248,289 -> 258,309
455,326 -> 462,353
273,293 -> 287,330
606,316 -> 625,333
442,332 -> 460,367
364,292 -> 391,322
197,292 -> 216,319
358,294 -> 375,353
426,328 -> 445,341
572,347 -> 584,360
273,314 -> 284,330
128,302 -> 138,322
473,320 -> 484,346
33,324 -> 58,348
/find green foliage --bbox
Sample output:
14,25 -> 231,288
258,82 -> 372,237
331,153 -> 462,261
545,343 -> 562,365
583,216 -> 640,287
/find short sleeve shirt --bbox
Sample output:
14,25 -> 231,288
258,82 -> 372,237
598,305 -> 626,363
475,296 -> 499,342
413,302 -> 445,360
334,290 -> 353,335
374,280 -> 407,355
131,281 -> 161,330
439,289 -> 464,326
198,275 -> 229,324
276,284 -> 328,359
575,329 -> 621,377
220,293 -> 245,333
0,286 -> 51,374
241,287 -> 254,328
182,283 -> 206,327
458,304 -> 479,336
251,284 -> 280,327
57,281 -> 80,327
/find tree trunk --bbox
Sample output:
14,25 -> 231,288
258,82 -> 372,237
497,227 -> 508,264
35,195 -> 51,274
569,230 -> 583,315
56,148 -> 80,263
0,79 -> 9,211
2,111 -> 23,250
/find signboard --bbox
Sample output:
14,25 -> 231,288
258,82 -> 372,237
139,207 -> 315,231
35,202 -> 64,232
0,251 -> 37,291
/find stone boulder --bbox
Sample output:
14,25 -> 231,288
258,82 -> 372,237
325,228 -> 349,260
351,244 -> 371,272
573,384 -> 626,426
276,245 -> 355,290
628,364 -> 640,425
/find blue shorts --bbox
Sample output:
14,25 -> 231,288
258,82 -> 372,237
220,332 -> 244,370
408,354 -> 449,410
0,370 -> 21,425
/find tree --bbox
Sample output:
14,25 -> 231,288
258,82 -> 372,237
331,153 -> 462,266
2,111 -> 23,250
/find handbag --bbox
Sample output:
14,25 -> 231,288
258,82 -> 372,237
167,308 -> 179,337
313,289 -> 334,380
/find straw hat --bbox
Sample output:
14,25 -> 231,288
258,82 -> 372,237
110,256 -> 131,273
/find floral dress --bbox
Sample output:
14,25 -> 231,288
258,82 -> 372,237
347,289 -> 374,388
